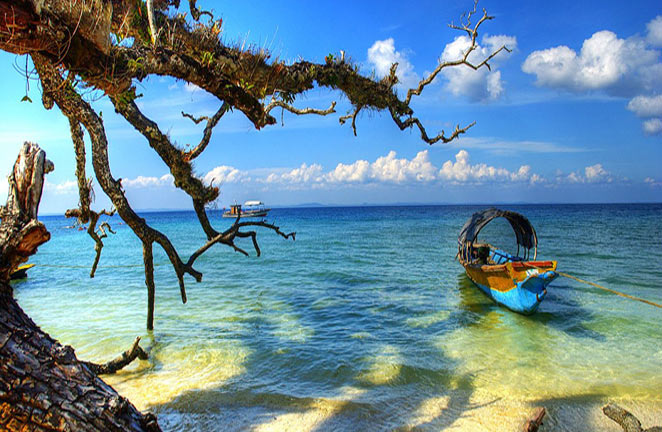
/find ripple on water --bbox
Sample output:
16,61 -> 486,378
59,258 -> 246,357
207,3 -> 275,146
14,205 -> 662,431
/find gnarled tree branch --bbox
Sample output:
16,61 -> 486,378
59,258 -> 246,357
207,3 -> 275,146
0,142 -> 52,283
81,337 -> 149,375
603,404 -> 662,432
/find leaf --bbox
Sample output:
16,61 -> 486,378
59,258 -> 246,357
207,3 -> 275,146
20,95 -> 32,103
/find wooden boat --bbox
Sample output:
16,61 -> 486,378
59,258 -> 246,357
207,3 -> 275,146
222,200 -> 270,218
10,263 -> 35,280
457,208 -> 557,314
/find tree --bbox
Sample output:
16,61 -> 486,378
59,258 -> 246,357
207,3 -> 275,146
0,1 -> 508,430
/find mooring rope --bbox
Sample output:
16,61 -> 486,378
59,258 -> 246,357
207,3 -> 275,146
557,271 -> 662,309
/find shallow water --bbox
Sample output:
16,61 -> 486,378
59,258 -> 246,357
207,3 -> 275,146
14,204 -> 662,430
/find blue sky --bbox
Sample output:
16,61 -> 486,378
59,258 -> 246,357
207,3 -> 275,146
1,0 -> 661,213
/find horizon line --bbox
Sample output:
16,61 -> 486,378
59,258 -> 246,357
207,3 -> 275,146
38,201 -> 662,217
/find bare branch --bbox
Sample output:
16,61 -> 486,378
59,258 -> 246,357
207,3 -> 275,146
602,403 -> 662,432
34,54 -> 201,307
65,207 -> 116,278
389,107 -> 476,144
264,100 -> 337,117
68,118 -> 91,223
188,0 -> 213,21
186,219 -> 295,268
404,3 -> 509,106
81,337 -> 149,375
339,106 -> 362,137
181,102 -> 230,161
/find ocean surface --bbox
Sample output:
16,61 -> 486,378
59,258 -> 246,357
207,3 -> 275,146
13,204 -> 662,431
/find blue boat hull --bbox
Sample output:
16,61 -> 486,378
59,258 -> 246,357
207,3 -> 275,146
468,269 -> 558,314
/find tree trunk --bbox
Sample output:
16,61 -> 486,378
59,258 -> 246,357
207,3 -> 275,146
0,286 -> 159,431
0,143 -> 160,431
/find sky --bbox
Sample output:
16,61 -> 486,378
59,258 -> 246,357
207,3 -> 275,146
0,0 -> 661,214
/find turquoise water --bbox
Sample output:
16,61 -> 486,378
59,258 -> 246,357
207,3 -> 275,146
13,204 -> 662,430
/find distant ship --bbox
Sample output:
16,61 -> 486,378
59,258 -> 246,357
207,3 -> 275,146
222,201 -> 270,218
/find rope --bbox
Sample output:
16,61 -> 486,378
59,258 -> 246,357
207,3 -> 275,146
558,271 -> 662,309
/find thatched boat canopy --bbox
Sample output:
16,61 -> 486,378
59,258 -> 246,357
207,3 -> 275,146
458,208 -> 538,252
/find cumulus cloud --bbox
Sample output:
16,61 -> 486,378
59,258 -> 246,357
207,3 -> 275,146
627,95 -> 662,135
644,177 -> 661,187
367,38 -> 419,88
44,179 -> 78,194
627,94 -> 662,117
440,34 -> 516,101
438,150 -> 538,184
584,164 -> 612,182
327,150 -> 437,184
522,23 -> 662,134
266,163 -> 324,185
561,164 -> 614,184
522,31 -> 661,94
122,174 -> 174,189
203,165 -> 247,185
647,16 -> 662,46
261,150 -> 538,188
642,118 -> 662,135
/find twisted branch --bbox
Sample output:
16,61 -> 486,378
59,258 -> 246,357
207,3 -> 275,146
81,337 -> 149,375
181,102 -> 230,161
11,1 -> 506,330
264,99 -> 337,117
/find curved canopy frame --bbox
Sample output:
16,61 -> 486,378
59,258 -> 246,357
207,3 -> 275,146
458,208 -> 538,260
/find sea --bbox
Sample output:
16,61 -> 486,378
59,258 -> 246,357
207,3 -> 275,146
13,204 -> 662,431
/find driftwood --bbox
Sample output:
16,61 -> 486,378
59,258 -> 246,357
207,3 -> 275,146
0,143 -> 160,431
82,337 -> 149,375
0,142 -> 52,281
523,407 -> 546,432
603,404 -> 662,432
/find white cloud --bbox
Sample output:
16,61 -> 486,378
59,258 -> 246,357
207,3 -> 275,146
584,164 -> 611,183
372,150 -> 437,182
627,94 -> 662,135
261,150 -> 539,189
561,164 -> 614,184
523,25 -> 662,134
645,177 -> 661,187
266,163 -> 324,185
647,16 -> 662,46
438,150 -> 537,184
440,34 -> 516,101
642,118 -> 662,135
203,166 -> 247,185
326,159 -> 371,183
44,179 -> 78,195
523,30 -> 661,95
627,94 -> 662,117
122,174 -> 174,189
367,38 -> 419,88
326,151 -> 437,184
